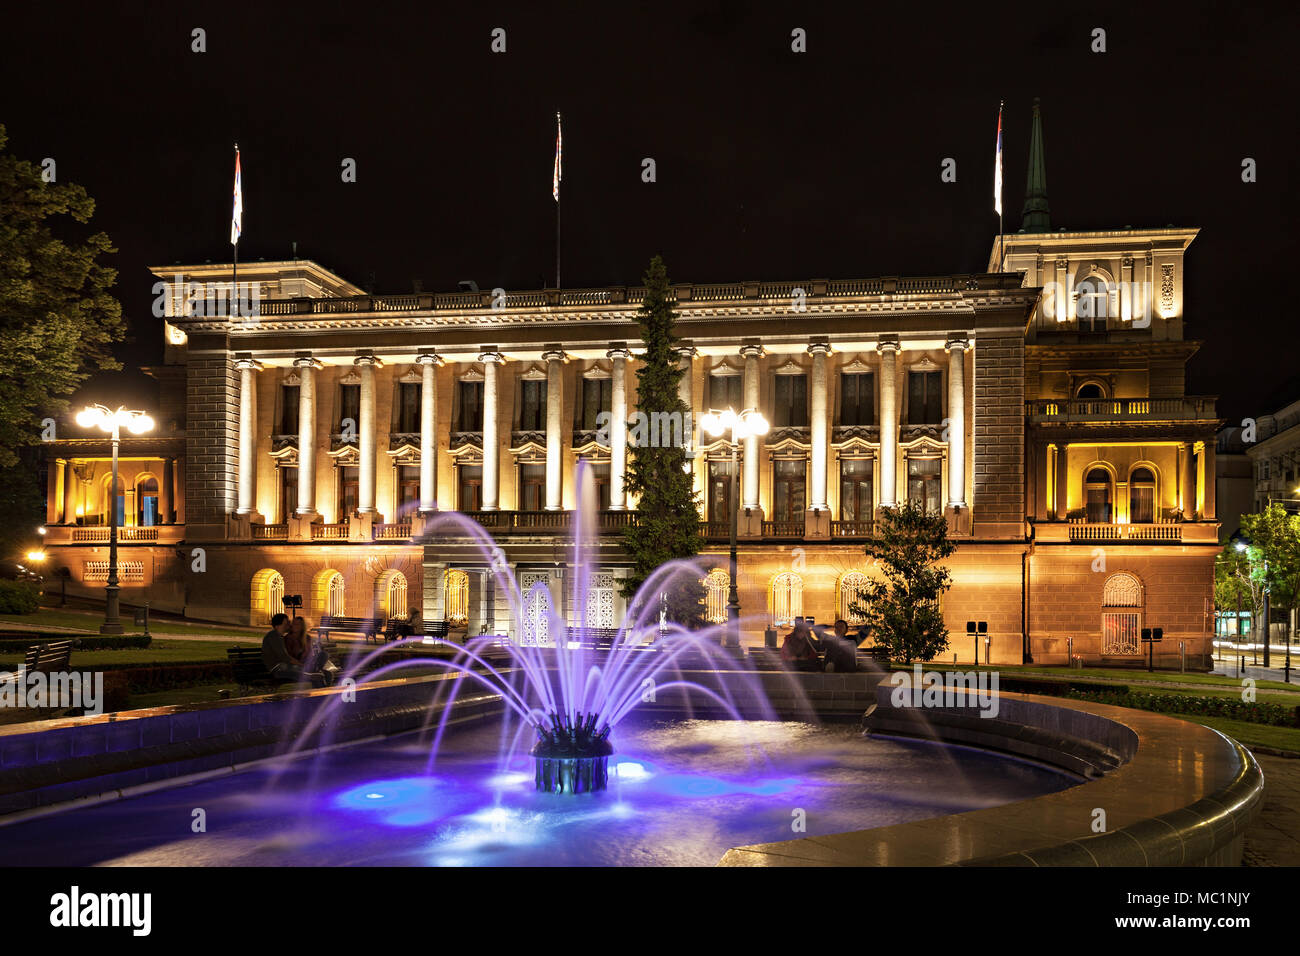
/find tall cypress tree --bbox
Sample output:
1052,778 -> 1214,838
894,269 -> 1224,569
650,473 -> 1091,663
620,256 -> 705,627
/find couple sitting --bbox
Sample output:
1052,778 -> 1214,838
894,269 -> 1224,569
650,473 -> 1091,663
261,613 -> 337,688
780,618 -> 859,673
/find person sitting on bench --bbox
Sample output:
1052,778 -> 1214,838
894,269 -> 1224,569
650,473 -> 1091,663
287,616 -> 336,684
823,619 -> 858,673
781,620 -> 822,672
262,613 -> 326,688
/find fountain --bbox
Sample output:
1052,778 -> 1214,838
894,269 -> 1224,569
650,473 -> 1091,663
530,711 -> 614,793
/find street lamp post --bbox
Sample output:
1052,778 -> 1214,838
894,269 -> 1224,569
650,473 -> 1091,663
700,407 -> 769,649
76,404 -> 154,635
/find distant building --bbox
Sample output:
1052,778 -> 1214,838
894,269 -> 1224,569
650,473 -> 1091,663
38,102 -> 1222,667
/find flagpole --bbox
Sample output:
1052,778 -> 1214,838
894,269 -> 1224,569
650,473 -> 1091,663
997,102 -> 1004,273
232,142 -> 239,315
555,111 -> 562,290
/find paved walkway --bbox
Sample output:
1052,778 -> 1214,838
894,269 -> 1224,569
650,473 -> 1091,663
1244,753 -> 1300,866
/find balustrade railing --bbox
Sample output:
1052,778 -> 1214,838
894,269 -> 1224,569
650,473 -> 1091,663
312,522 -> 350,540
763,518 -> 806,538
831,519 -> 875,538
71,526 -> 160,543
372,522 -> 412,540
1027,398 -> 1216,421
1067,519 -> 1182,542
252,523 -> 288,540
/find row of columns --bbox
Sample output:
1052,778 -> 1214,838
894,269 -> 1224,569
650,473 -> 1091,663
51,456 -> 182,525
232,336 -> 970,520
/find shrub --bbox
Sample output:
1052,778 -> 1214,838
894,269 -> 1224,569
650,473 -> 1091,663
1068,689 -> 1299,727
0,579 -> 40,614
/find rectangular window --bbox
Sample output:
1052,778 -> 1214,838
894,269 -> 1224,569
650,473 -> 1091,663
1101,612 -> 1141,655
707,460 -> 735,523
519,463 -> 545,511
773,374 -> 808,427
458,465 -> 482,512
907,370 -> 942,425
397,383 -> 421,433
772,459 -> 806,521
839,458 -> 873,521
339,466 -> 359,517
397,465 -> 421,514
580,378 -> 612,431
281,467 -> 298,522
907,457 -> 942,514
590,461 -> 611,510
1130,485 -> 1155,524
339,385 -> 361,434
280,385 -> 300,435
709,373 -> 743,411
520,380 -> 547,431
840,373 -> 874,426
457,381 -> 484,431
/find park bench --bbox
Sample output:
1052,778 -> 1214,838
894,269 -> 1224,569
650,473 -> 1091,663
317,615 -> 385,643
228,642 -> 340,692
380,619 -> 452,643
1,639 -> 76,686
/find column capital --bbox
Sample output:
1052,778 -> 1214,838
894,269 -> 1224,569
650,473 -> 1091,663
233,355 -> 263,371
739,342 -> 764,359
807,341 -> 831,356
415,351 -> 444,367
944,335 -> 970,353
876,336 -> 900,355
541,346 -> 567,363
607,345 -> 632,361
292,354 -> 323,370
354,353 -> 383,368
674,343 -> 698,360
478,349 -> 505,365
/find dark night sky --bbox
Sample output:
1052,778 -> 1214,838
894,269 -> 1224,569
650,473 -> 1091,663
1,0 -> 1295,422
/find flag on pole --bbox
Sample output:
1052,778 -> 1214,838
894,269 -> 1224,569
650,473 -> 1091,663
993,103 -> 1003,216
230,147 -> 243,246
552,112 -> 562,202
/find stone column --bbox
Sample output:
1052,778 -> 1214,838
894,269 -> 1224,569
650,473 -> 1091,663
1046,444 -> 1058,519
417,352 -> 441,512
740,343 -> 763,511
608,346 -> 631,510
160,458 -> 173,524
1182,441 -> 1197,518
945,336 -> 968,508
235,357 -> 261,515
1056,443 -> 1070,519
62,459 -> 77,524
877,339 -> 899,507
174,458 -> 186,524
808,343 -> 830,510
480,350 -> 504,510
676,345 -> 699,507
294,356 -> 321,516
543,348 -> 565,510
355,355 -> 381,515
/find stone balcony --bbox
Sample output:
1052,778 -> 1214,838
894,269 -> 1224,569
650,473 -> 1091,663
1033,519 -> 1220,544
1026,397 -> 1217,425
44,525 -> 185,546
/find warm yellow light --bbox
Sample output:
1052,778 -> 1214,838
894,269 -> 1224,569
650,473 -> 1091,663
75,505 -> 84,517
37,526 -> 46,535
26,551 -> 46,562
127,414 -> 155,435
75,407 -> 105,429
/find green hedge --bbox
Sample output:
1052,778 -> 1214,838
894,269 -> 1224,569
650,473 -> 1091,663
0,634 -> 152,652
998,676 -> 1128,697
0,580 -> 40,614
1068,688 -> 1300,727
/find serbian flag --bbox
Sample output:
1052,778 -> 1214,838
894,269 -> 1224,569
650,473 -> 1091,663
993,102 -> 1003,216
552,112 -> 562,202
230,147 -> 243,246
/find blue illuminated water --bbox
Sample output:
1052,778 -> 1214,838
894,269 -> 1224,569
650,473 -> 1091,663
0,715 -> 1077,867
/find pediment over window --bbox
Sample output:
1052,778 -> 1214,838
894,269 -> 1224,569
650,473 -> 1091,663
338,369 -> 362,386
839,358 -> 873,374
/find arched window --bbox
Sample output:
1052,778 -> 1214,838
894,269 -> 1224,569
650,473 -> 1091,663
1084,468 -> 1113,523
102,474 -> 125,526
136,475 -> 159,527
1129,467 -> 1156,524
250,569 -> 285,624
1101,572 -> 1143,656
839,571 -> 871,625
703,569 -> 729,625
771,571 -> 803,627
445,569 -> 470,627
312,569 -> 346,618
376,570 -> 407,619
1075,274 -> 1110,332
1076,383 -> 1105,400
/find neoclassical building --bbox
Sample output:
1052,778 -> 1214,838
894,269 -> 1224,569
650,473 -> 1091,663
39,105 -> 1221,666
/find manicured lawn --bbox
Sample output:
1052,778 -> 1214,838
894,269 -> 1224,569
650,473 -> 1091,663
924,662 -> 1300,695
1166,714 -> 1300,755
0,608 -> 264,639
0,638 -> 258,670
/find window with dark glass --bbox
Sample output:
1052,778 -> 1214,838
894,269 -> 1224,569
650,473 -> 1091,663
519,463 -> 545,511
281,467 -> 298,522
906,457 -> 942,514
707,460 -> 736,523
520,380 -> 547,431
709,373 -> 743,411
458,465 -> 483,512
339,385 -> 361,434
773,374 -> 808,427
397,465 -> 420,514
590,461 -> 611,510
1076,383 -> 1104,400
280,385 -> 300,435
1085,468 -> 1113,523
339,466 -> 360,517
772,459 -> 806,521
907,371 -> 942,425
839,458 -> 873,521
840,373 -> 874,426
580,378 -> 612,431
1129,468 -> 1155,523
457,381 -> 484,431
397,383 -> 421,433
1076,277 -> 1109,332
137,477 -> 159,527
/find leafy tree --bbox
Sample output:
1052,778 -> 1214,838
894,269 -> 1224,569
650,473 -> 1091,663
1215,542 -> 1260,642
0,123 -> 125,470
851,502 -> 955,663
1237,504 -> 1300,664
620,256 -> 705,627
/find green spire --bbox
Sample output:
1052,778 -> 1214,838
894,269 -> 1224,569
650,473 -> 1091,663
1021,97 -> 1050,232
